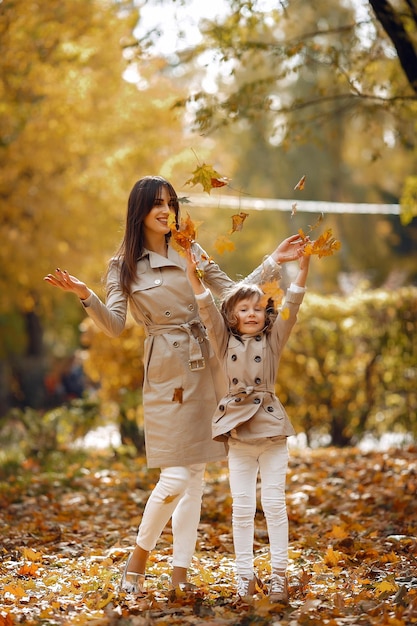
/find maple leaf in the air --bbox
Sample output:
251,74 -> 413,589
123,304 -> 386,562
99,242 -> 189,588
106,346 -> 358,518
303,228 -> 341,258
185,163 -> 228,194
168,212 -> 201,256
294,174 -> 306,191
214,235 -> 235,255
259,280 -> 284,310
229,212 -> 249,234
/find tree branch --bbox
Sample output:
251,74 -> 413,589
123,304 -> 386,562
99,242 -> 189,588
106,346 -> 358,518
368,0 -> 417,95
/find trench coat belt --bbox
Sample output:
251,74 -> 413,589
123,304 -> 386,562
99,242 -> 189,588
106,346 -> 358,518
230,384 -> 274,397
146,319 -> 207,370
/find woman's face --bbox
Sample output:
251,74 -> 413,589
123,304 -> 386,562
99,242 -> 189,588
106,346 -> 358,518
143,185 -> 176,238
233,296 -> 266,335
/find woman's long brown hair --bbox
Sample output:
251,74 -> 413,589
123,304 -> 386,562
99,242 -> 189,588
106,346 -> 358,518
112,176 -> 180,296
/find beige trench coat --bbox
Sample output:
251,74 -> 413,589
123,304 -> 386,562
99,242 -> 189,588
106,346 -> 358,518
81,242 -> 281,468
195,287 -> 305,442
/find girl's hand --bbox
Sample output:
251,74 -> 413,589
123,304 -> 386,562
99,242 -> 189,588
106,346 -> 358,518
43,269 -> 90,300
299,251 -> 311,271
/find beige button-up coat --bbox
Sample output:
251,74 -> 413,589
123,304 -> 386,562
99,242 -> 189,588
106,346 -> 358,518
195,287 -> 305,442
82,242 -> 281,468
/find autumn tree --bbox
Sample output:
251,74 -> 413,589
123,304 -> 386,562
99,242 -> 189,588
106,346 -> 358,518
144,0 -> 417,223
0,0 -> 190,412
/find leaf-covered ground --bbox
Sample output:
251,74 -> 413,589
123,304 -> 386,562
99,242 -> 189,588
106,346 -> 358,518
1,445 -> 416,625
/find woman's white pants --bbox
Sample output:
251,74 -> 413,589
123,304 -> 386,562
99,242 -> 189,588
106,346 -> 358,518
136,463 -> 205,569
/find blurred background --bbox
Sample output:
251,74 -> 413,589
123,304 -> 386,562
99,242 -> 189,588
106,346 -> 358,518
1,0 -> 416,464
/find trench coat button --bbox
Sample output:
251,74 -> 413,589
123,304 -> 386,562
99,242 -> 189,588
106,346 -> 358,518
267,406 -> 274,412
254,355 -> 261,362
232,377 -> 238,384
254,397 -> 261,404
231,354 -> 237,361
164,310 -> 171,317
219,404 -> 225,411
255,377 -> 261,384
154,279 -> 161,285
235,397 -> 242,402
255,335 -> 262,341
188,304 -> 195,311
173,341 -> 179,347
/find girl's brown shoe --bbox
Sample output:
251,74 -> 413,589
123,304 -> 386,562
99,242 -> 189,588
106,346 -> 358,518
269,572 -> 289,604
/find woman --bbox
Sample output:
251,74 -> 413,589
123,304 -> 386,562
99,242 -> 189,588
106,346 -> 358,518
44,175 -> 304,594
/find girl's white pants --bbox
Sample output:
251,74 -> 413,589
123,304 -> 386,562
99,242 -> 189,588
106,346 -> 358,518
136,463 -> 205,569
228,438 -> 289,579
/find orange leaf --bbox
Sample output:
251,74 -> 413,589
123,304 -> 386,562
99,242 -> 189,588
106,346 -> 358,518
172,387 -> 183,404
259,281 -> 284,309
229,212 -> 249,234
302,228 -> 341,258
211,176 -> 229,188
4,583 -> 26,598
294,174 -> 306,191
18,563 -> 40,577
22,548 -> 42,562
168,212 -> 201,256
213,235 -> 235,255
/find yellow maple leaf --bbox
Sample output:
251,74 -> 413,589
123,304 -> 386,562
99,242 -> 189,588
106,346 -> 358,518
22,547 -> 43,562
214,235 -> 235,255
168,212 -> 201,256
375,579 -> 398,595
184,163 -> 227,194
4,583 -> 26,598
324,547 -> 344,567
229,212 -> 249,234
303,228 -> 341,258
328,525 -> 349,540
259,281 -> 284,310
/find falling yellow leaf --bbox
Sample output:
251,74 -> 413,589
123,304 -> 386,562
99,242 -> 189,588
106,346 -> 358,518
185,163 -> 227,194
294,174 -> 306,191
168,212 -> 202,256
214,235 -> 235,255
229,212 -> 249,234
259,281 -> 284,310
308,212 -> 324,232
291,202 -> 297,217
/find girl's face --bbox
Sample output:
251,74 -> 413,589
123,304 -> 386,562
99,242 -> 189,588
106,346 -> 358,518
143,185 -> 176,238
233,296 -> 266,335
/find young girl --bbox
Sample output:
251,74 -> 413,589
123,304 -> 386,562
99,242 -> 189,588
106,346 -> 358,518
44,175 -> 306,594
186,248 -> 310,603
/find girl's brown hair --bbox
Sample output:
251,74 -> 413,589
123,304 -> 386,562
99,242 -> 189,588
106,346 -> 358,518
220,283 -> 276,336
111,176 -> 180,295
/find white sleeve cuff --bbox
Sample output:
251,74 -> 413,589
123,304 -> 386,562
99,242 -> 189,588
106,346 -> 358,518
289,282 -> 306,293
